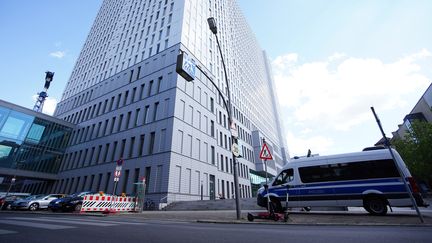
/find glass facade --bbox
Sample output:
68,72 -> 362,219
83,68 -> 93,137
0,101 -> 73,192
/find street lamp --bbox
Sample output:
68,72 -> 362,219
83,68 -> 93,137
2,160 -> 23,208
207,17 -> 241,220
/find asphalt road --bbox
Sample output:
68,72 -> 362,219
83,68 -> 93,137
0,213 -> 431,243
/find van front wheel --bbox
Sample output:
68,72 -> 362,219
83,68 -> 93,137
364,197 -> 388,216
269,198 -> 283,213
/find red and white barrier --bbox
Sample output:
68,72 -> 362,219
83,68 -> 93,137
81,195 -> 136,213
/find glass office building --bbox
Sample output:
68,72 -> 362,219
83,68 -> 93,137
0,100 -> 73,193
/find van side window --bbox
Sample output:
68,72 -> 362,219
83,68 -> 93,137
298,159 -> 399,183
273,169 -> 294,186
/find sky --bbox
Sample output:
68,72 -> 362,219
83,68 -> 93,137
1,0 -> 431,157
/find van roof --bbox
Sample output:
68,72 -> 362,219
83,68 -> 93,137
287,149 -> 393,165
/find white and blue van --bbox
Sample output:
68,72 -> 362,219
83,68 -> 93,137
257,148 -> 428,215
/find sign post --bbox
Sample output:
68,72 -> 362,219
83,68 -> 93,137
110,158 -> 124,212
371,107 -> 424,223
112,158 -> 124,195
259,138 -> 273,212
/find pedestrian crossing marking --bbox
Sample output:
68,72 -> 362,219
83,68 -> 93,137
41,217 -> 147,225
0,220 -> 75,230
0,229 -> 17,235
6,217 -> 117,227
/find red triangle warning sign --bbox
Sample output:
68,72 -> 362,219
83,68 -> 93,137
259,143 -> 273,160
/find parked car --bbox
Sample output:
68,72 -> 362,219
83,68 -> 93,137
48,191 -> 96,212
0,195 -> 30,210
11,194 -> 65,211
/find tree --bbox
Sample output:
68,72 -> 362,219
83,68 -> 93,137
392,120 -> 432,188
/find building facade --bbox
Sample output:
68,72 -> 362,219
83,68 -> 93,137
52,0 -> 288,204
392,83 -> 432,140
0,100 -> 73,193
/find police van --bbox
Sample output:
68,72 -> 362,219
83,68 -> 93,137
257,148 -> 428,215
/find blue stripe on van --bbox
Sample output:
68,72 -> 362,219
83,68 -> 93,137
270,178 -> 407,198
297,177 -> 401,188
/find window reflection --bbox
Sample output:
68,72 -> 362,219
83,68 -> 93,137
0,111 -> 33,141
0,105 -> 72,174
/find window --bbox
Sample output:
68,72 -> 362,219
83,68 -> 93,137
143,105 -> 150,124
103,143 -> 109,163
140,84 -> 145,99
129,70 -> 134,82
273,169 -> 294,186
211,146 -> 215,165
119,139 -> 126,158
298,159 -> 399,183
116,94 -> 122,108
148,80 -> 153,96
131,87 -> 137,102
126,111 -> 132,129
139,134 -> 145,157
110,117 -> 116,134
157,76 -> 162,93
137,66 -> 141,80
149,132 -> 155,154
123,91 -> 129,106
145,166 -> 151,193
129,137 -> 135,158
96,145 -> 102,164
153,102 -> 159,121
118,114 -> 124,131
111,141 -> 118,161
210,120 -> 214,137
135,109 -> 141,127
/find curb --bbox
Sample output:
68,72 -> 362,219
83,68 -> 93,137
196,219 -> 432,227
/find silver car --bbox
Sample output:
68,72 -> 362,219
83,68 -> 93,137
11,194 -> 65,211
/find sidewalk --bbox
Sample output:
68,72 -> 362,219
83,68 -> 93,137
117,209 -> 432,226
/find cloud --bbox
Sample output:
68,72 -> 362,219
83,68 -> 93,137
49,51 -> 66,59
32,95 -> 57,115
328,52 -> 346,62
273,50 -> 431,156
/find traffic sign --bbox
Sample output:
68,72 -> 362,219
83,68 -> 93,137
116,166 -> 122,171
116,159 -> 124,166
230,123 -> 238,138
232,143 -> 240,157
259,143 -> 273,160
114,177 -> 119,182
114,170 -> 121,177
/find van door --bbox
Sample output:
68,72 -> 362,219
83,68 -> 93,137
271,168 -> 299,207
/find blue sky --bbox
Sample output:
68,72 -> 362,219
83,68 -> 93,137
1,0 -> 431,157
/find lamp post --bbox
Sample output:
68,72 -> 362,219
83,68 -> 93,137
2,160 -> 23,208
207,17 -> 241,220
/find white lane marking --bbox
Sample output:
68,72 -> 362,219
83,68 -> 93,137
39,217 -> 148,225
0,229 -> 17,235
6,217 -> 116,227
0,220 -> 75,230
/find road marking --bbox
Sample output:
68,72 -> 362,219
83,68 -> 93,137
6,217 -> 117,227
0,229 -> 17,235
0,220 -> 75,230
40,217 -> 148,225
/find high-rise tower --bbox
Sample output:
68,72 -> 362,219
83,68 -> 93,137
52,0 -> 289,203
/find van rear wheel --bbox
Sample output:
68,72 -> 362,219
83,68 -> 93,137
364,197 -> 388,216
